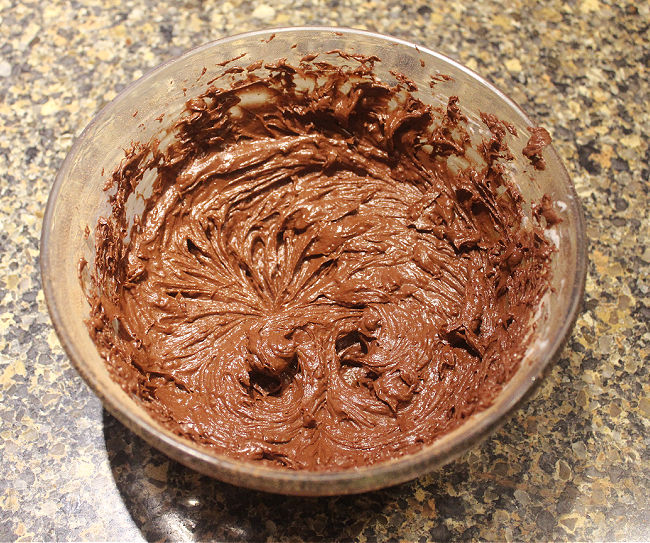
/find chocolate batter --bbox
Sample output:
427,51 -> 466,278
86,55 -> 555,470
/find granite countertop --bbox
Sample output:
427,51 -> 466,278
1,0 -> 648,541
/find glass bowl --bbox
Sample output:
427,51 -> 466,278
40,27 -> 586,496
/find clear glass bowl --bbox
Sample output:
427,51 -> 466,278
40,27 -> 586,496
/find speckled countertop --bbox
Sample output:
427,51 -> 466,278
0,0 -> 648,541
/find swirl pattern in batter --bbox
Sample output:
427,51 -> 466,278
87,55 -> 554,470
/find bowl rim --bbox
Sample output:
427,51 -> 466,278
40,25 -> 587,495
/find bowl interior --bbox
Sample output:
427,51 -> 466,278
41,27 -> 586,495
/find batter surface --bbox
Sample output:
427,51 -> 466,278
87,55 -> 555,470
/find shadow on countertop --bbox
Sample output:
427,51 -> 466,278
103,408 -> 397,541
102,355 -> 592,542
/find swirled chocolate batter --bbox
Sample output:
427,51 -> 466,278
87,55 -> 555,470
